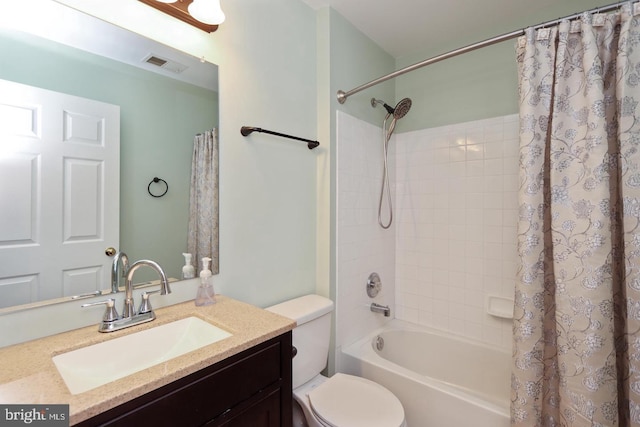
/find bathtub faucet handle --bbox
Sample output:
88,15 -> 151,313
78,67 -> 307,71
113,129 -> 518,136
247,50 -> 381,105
370,302 -> 391,317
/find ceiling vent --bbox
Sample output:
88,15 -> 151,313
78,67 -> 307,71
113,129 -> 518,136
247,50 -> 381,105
142,54 -> 188,74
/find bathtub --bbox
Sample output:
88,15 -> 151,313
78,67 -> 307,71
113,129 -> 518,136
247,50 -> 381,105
340,320 -> 510,427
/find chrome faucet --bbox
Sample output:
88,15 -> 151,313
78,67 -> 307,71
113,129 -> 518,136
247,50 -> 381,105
111,251 -> 129,294
122,259 -> 171,319
83,259 -> 171,332
370,302 -> 391,317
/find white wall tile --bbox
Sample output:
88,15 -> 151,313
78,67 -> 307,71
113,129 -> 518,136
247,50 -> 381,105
337,112 -> 517,353
336,111 -> 396,352
393,114 -> 518,350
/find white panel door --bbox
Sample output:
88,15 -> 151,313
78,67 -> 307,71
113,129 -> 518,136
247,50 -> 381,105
0,79 -> 120,307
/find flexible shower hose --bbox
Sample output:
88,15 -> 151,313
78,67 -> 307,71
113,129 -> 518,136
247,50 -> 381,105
378,116 -> 393,229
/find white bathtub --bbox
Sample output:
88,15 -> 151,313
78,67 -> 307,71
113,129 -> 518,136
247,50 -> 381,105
340,320 -> 510,427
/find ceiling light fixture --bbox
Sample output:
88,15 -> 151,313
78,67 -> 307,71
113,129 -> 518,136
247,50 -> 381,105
138,0 -> 224,33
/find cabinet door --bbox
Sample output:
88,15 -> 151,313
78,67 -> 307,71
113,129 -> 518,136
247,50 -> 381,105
76,332 -> 292,427
93,343 -> 281,426
215,388 -> 280,427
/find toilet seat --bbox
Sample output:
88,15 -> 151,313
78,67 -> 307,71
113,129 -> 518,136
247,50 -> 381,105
307,373 -> 405,427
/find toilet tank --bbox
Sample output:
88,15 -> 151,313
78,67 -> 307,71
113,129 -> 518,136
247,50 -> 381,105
266,295 -> 334,389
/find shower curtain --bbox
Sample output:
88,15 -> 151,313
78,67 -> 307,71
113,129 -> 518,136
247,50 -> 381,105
512,6 -> 640,426
187,129 -> 219,274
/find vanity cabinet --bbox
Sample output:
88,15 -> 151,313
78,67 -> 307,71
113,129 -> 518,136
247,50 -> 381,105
76,332 -> 292,427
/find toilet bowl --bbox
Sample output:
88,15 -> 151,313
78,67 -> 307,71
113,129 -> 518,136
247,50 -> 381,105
266,295 -> 406,427
294,373 -> 406,427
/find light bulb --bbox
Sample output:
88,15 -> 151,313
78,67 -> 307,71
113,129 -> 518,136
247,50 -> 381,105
188,0 -> 225,25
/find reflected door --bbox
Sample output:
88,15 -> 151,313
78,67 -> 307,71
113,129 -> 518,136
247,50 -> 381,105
0,79 -> 120,308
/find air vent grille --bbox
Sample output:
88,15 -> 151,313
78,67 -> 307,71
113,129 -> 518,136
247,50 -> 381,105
142,54 -> 188,74
146,56 -> 167,67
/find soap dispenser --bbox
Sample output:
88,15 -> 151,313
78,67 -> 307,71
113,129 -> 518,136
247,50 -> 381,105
195,257 -> 216,306
182,253 -> 195,279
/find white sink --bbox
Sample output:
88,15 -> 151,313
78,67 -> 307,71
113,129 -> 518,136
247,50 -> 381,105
52,317 -> 232,395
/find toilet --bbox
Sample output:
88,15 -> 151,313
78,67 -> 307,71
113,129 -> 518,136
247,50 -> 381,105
267,295 -> 406,427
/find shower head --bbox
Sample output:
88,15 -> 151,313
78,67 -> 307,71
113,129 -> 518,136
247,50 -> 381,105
371,97 -> 412,120
393,98 -> 412,120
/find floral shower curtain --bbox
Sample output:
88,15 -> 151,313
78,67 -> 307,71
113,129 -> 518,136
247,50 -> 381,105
512,5 -> 640,426
187,129 -> 219,274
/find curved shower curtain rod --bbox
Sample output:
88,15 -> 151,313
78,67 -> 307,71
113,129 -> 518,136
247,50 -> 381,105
337,0 -> 631,104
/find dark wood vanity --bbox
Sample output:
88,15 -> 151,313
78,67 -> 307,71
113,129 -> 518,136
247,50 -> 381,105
76,332 -> 292,427
0,297 -> 295,426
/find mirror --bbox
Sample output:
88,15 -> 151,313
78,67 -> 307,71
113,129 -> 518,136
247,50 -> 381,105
0,2 -> 219,311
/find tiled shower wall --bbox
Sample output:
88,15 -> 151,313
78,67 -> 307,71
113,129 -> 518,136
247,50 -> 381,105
335,111 -> 396,359
336,111 -> 518,352
336,112 -> 518,352
394,114 -> 519,350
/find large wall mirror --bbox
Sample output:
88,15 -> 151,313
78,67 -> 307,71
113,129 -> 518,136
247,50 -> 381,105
0,2 -> 219,312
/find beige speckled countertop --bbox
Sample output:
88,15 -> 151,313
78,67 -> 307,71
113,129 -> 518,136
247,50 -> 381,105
0,296 -> 295,425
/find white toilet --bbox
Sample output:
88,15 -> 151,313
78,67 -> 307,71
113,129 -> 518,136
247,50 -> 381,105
267,294 -> 406,427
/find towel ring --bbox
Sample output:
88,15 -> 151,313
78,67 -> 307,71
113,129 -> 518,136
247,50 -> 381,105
148,177 -> 168,198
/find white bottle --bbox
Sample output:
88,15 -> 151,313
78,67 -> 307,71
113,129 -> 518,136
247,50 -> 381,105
195,257 -> 216,306
182,253 -> 195,279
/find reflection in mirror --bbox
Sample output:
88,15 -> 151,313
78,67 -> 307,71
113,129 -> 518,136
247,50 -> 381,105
0,2 -> 219,312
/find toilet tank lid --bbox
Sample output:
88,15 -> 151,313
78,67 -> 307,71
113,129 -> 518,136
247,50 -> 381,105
266,295 -> 333,326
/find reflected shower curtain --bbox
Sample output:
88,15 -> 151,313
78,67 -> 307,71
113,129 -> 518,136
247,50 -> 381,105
187,129 -> 219,274
512,6 -> 640,426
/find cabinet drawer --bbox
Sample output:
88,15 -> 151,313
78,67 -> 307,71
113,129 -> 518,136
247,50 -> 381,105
214,388 -> 281,427
79,335 -> 286,427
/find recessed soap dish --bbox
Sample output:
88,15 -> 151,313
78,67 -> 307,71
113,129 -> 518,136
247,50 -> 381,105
486,295 -> 514,319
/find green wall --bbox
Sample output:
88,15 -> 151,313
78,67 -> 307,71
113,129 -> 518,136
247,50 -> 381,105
328,9 -> 396,126
314,7 -> 395,302
392,0 -> 604,130
395,40 -> 518,130
213,0 -> 318,307
0,0 -> 318,346
326,8 -> 395,299
54,0 -> 320,306
315,7 -> 395,372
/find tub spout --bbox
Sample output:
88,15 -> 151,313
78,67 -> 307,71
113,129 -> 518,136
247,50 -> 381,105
371,303 -> 390,317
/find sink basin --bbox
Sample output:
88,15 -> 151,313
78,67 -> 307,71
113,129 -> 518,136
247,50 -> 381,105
52,317 -> 232,394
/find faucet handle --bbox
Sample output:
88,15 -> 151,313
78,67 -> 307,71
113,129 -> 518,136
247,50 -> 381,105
138,290 -> 161,314
82,298 -> 119,322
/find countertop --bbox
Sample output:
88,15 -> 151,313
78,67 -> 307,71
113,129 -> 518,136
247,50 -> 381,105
0,295 -> 296,425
